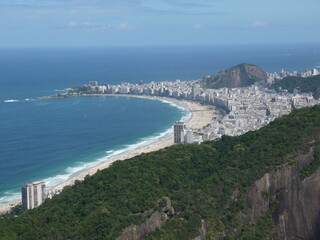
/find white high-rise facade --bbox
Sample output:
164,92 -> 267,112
184,129 -> 194,144
22,181 -> 46,210
191,85 -> 200,98
174,122 -> 186,143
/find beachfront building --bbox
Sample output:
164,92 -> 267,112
22,181 -> 46,210
184,129 -> 194,144
89,81 -> 98,87
191,85 -> 200,99
174,122 -> 186,143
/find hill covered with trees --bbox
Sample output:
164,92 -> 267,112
1,105 -> 320,239
271,75 -> 320,99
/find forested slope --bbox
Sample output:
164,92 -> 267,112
1,105 -> 320,240
271,75 -> 320,99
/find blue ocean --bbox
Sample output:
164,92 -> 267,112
0,43 -> 320,203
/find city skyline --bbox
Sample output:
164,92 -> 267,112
60,66 -> 320,144
1,0 -> 319,47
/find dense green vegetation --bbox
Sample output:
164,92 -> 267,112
271,75 -> 320,99
1,106 -> 320,240
238,201 -> 278,240
300,146 -> 320,180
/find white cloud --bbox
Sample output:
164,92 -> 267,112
249,21 -> 268,28
65,21 -> 134,30
194,23 -> 204,29
140,0 -> 228,15
68,21 -> 79,27
118,23 -> 130,29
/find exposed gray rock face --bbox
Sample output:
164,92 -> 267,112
193,220 -> 207,240
119,149 -> 320,240
116,197 -> 174,240
244,147 -> 320,239
205,63 -> 268,89
116,211 -> 167,240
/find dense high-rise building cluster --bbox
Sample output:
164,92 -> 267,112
68,68 -> 320,144
19,67 -> 320,211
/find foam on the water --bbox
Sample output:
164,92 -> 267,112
0,98 -> 190,203
42,126 -> 174,190
4,99 -> 20,103
43,99 -> 190,191
0,191 -> 21,204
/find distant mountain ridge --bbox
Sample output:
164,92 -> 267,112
204,63 -> 268,89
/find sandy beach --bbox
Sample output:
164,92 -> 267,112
0,95 -> 213,214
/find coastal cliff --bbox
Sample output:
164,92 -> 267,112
191,148 -> 320,240
116,197 -> 174,240
236,148 -> 320,239
204,63 -> 268,89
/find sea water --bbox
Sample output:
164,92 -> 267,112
0,43 -> 319,203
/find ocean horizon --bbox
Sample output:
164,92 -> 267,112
0,43 -> 320,204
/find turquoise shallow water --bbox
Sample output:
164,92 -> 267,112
0,96 -> 187,203
0,44 -> 319,203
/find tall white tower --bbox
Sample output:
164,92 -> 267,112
191,85 -> 200,98
174,122 -> 186,143
22,181 -> 46,210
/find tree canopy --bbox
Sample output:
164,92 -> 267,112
1,105 -> 320,240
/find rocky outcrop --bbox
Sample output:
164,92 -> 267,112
116,197 -> 174,240
241,147 -> 320,239
204,63 -> 268,89
118,148 -> 320,240
193,220 -> 208,240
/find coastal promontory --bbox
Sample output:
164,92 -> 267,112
204,63 -> 268,89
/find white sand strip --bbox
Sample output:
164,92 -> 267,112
0,96 -> 213,214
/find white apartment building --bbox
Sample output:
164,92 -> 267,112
22,181 -> 46,210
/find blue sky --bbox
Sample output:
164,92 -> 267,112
1,0 -> 319,47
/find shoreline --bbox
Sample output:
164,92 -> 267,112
0,95 -> 213,214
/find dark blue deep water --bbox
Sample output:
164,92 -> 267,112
0,43 -> 319,203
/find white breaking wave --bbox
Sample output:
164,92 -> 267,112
159,99 -> 186,111
0,191 -> 21,204
180,109 -> 191,122
44,123 -> 175,190
0,97 -> 190,204
154,98 -> 191,122
4,99 -> 20,103
43,98 -> 190,191
44,173 -> 72,189
42,127 -> 174,191
44,165 -> 95,188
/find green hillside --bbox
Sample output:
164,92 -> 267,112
1,105 -> 320,240
271,75 -> 320,99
